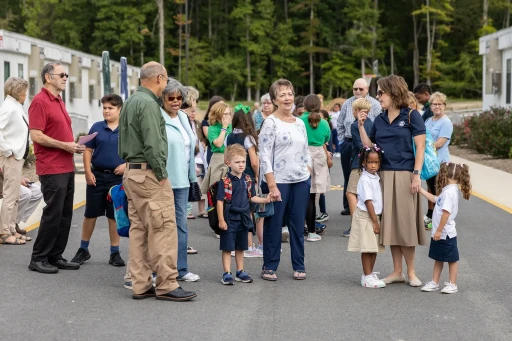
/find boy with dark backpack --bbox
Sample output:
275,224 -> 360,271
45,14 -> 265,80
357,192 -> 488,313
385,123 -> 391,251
211,144 -> 270,285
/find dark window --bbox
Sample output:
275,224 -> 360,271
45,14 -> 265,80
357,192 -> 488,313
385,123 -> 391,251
507,59 -> 511,105
89,85 -> 94,102
29,77 -> 36,99
4,61 -> 10,81
18,64 -> 24,78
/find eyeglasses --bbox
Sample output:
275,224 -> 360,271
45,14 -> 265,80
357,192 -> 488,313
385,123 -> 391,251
376,90 -> 385,97
49,73 -> 69,79
431,103 -> 445,107
168,96 -> 183,102
159,74 -> 171,84
353,87 -> 365,92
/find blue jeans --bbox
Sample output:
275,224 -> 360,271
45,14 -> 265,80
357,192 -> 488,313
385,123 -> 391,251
173,187 -> 189,277
331,129 -> 340,153
263,178 -> 310,272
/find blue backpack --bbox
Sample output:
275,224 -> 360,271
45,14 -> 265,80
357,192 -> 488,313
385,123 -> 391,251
108,184 -> 130,237
409,110 -> 440,180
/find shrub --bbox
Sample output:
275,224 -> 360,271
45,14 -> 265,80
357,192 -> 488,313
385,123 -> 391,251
451,107 -> 512,158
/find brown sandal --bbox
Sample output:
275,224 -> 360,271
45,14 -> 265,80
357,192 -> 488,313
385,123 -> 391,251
14,233 -> 31,241
0,234 -> 26,245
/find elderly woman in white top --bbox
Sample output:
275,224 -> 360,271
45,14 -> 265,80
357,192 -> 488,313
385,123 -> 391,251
259,79 -> 312,281
161,79 -> 200,282
0,77 -> 31,245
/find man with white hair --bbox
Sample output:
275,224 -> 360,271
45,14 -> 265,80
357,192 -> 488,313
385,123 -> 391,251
336,78 -> 381,236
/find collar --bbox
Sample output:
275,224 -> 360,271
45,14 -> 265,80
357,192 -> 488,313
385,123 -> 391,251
102,120 -> 118,132
233,128 -> 243,134
424,102 -> 431,108
42,87 -> 62,101
137,86 -> 159,102
227,172 -> 245,181
442,184 -> 459,192
5,95 -> 21,106
362,169 -> 379,180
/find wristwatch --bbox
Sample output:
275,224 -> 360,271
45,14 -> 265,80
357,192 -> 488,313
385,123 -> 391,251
413,170 -> 420,175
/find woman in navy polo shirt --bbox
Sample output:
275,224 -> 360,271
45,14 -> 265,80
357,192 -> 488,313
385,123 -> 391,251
71,94 -> 126,267
358,75 -> 427,287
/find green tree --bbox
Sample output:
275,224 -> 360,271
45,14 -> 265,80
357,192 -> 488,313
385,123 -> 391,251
321,52 -> 360,98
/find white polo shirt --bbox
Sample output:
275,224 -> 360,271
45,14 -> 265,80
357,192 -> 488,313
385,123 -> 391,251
356,169 -> 383,215
432,184 -> 459,239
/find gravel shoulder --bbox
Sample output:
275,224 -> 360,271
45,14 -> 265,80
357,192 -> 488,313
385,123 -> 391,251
449,145 -> 512,174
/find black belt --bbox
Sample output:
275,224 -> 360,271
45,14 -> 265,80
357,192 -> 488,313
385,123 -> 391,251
128,163 -> 152,170
92,167 -> 117,174
344,137 -> 353,142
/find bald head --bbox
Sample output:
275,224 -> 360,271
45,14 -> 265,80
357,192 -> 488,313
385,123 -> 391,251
352,78 -> 369,99
140,61 -> 168,97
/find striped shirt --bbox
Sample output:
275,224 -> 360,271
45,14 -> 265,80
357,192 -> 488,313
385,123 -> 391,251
336,95 -> 381,141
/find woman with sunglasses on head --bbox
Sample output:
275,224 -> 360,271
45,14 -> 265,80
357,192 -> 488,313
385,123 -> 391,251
225,103 -> 262,257
160,79 -> 200,282
357,74 -> 427,287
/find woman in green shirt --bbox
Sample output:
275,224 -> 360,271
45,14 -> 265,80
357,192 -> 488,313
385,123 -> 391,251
200,101 -> 232,197
301,94 -> 331,242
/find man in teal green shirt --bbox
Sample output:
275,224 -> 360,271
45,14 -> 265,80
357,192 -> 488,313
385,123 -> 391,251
118,61 -> 196,302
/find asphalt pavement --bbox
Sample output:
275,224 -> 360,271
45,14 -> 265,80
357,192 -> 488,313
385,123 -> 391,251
1,161 -> 511,341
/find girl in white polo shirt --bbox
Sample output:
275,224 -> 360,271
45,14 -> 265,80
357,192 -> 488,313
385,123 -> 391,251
419,162 -> 471,294
347,145 -> 386,289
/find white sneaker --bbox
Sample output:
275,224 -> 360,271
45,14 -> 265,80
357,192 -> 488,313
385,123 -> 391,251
231,251 -> 236,257
441,282 -> 458,294
361,274 -> 386,288
244,248 -> 260,258
282,226 -> 290,242
306,232 -> 322,242
334,153 -> 341,158
177,272 -> 200,282
216,234 -> 220,239
421,280 -> 440,292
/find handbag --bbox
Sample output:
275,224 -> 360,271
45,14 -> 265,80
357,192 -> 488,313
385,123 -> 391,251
188,182 -> 202,202
408,110 -> 440,180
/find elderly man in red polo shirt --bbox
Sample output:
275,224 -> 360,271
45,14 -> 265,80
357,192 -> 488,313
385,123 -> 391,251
28,62 -> 85,274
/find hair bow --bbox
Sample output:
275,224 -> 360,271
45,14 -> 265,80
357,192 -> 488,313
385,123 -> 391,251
234,103 -> 251,115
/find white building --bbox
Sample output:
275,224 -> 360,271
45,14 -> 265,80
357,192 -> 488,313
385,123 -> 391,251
0,29 -> 141,135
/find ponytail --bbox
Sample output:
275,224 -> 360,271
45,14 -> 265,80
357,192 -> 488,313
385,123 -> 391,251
436,162 -> 472,200
459,164 -> 472,200
308,112 -> 321,129
304,94 -> 322,129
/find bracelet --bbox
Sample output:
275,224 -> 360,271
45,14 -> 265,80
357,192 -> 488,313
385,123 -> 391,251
221,128 -> 227,132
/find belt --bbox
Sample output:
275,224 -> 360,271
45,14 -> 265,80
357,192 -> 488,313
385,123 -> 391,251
344,137 -> 353,142
128,163 -> 152,170
92,167 -> 117,174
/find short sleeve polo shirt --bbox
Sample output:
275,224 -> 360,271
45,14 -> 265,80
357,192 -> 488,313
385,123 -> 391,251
85,120 -> 125,170
28,88 -> 74,175
369,108 -> 426,172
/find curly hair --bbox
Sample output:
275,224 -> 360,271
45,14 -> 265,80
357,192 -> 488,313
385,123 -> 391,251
436,162 -> 472,200
358,144 -> 384,173
232,107 -> 259,153
208,101 -> 231,126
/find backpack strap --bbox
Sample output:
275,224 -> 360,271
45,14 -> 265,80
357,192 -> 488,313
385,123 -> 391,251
222,176 -> 233,202
244,175 -> 252,199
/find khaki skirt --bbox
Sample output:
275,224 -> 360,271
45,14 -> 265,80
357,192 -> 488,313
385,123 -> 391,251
200,152 -> 228,195
347,208 -> 384,253
309,146 -> 331,194
379,170 -> 427,247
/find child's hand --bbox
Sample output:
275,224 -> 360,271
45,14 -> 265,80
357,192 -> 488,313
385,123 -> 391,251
265,195 -> 272,203
358,111 -> 368,127
219,220 -> 228,231
433,230 -> 442,241
373,221 -> 380,234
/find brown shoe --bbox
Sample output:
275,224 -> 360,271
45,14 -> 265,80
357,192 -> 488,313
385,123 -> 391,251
15,224 -> 27,235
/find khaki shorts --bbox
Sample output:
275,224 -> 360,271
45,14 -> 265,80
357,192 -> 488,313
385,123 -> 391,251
346,169 -> 360,195
347,208 -> 385,253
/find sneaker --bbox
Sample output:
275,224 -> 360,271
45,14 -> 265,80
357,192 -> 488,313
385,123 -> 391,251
306,232 -> 322,242
231,251 -> 236,257
334,153 -> 341,158
424,216 -> 433,230
215,234 -> 220,239
71,248 -> 91,265
235,270 -> 253,283
124,281 -> 132,290
256,247 -> 263,257
177,272 -> 200,282
361,274 -> 386,288
221,272 -> 234,285
244,248 -> 261,258
316,213 -> 329,222
282,226 -> 290,242
441,282 -> 458,294
342,227 -> 351,237
109,251 -> 126,267
315,222 -> 326,234
152,272 -> 157,287
303,225 -> 309,236
421,281 -> 440,292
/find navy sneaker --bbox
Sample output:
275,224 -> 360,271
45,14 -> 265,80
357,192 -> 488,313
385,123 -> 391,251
343,227 -> 351,237
316,213 -> 329,223
235,270 -> 253,283
315,222 -> 326,234
221,272 -> 234,285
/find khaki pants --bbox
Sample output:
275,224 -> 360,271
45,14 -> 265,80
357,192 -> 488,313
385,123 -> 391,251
0,156 -> 24,235
123,166 -> 179,296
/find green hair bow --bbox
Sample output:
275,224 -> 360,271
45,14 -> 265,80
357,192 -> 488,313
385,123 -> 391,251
234,103 -> 251,115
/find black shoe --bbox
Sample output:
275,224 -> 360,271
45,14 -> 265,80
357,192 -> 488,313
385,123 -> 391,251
71,248 -> 91,265
49,259 -> 80,270
15,224 -> 27,235
109,252 -> 125,267
341,209 -> 350,215
132,287 -> 156,300
156,287 -> 197,301
28,260 -> 59,274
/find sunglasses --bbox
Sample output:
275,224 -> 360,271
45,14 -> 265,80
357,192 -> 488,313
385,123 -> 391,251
49,73 -> 69,79
353,87 -> 365,92
376,90 -> 385,97
168,96 -> 183,102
